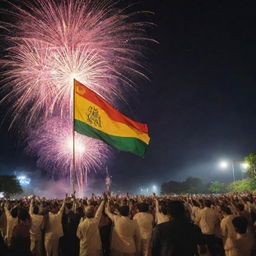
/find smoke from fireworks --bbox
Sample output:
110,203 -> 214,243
1,0 -> 155,127
26,117 -> 112,195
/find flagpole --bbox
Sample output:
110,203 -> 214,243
72,79 -> 76,194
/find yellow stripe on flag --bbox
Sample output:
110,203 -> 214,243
75,94 -> 150,144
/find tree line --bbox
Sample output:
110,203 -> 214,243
161,153 -> 256,194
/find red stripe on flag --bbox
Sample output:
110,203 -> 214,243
74,80 -> 148,134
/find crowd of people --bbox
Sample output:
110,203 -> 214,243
0,192 -> 256,256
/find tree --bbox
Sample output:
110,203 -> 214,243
244,153 -> 256,180
161,177 -> 206,194
227,179 -> 256,192
208,181 -> 226,194
183,177 -> 207,194
0,175 -> 23,197
161,180 -> 183,194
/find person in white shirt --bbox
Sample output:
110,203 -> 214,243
44,196 -> 66,256
4,202 -> 18,247
155,198 -> 169,225
105,202 -> 140,256
133,202 -> 153,256
190,200 -> 201,223
76,200 -> 105,256
220,206 -> 237,256
231,216 -> 254,256
196,200 -> 220,256
29,198 -> 44,256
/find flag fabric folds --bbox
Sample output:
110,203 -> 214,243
74,80 -> 150,156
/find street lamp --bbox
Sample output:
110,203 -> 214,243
240,162 -> 249,179
219,160 -> 235,182
219,161 -> 229,169
241,162 -> 249,170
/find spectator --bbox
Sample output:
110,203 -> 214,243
133,202 -> 153,256
10,208 -> 31,256
29,198 -> 44,256
44,197 -> 66,256
232,216 -> 254,256
155,198 -> 169,224
76,200 -> 105,256
220,205 -> 236,256
152,200 -> 207,256
196,200 -> 220,256
4,202 -> 18,247
105,203 -> 140,256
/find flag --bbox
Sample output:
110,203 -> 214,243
74,80 -> 150,156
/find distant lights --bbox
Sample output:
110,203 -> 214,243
17,175 -> 31,185
139,184 -> 158,195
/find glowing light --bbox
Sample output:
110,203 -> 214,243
65,137 -> 86,154
219,161 -> 229,169
68,73 -> 79,85
241,162 -> 249,170
17,176 -> 31,185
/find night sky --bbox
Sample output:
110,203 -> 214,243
1,0 -> 256,193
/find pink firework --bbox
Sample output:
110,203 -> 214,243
0,0 -> 155,127
26,117 -> 112,195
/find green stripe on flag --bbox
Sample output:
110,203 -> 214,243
74,119 -> 147,157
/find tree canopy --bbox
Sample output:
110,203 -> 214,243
244,153 -> 256,180
208,181 -> 226,194
0,175 -> 23,197
161,177 -> 207,194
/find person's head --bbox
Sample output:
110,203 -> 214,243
50,206 -> 59,214
204,200 -> 212,208
118,205 -> 129,216
221,205 -> 232,216
18,208 -> 30,222
160,202 -> 168,215
76,207 -> 84,218
236,203 -> 244,212
33,205 -> 39,215
192,200 -> 200,208
232,216 -> 248,234
65,202 -> 72,210
167,201 -> 186,219
137,203 -> 149,213
11,207 -> 18,218
84,206 -> 94,218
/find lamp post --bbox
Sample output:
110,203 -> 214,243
219,160 -> 235,182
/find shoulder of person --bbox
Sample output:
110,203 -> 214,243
155,220 -> 172,231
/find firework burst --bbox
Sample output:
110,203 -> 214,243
26,117 -> 112,195
0,0 -> 155,127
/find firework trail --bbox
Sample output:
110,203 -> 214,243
26,117 -> 112,195
0,0 -> 155,128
